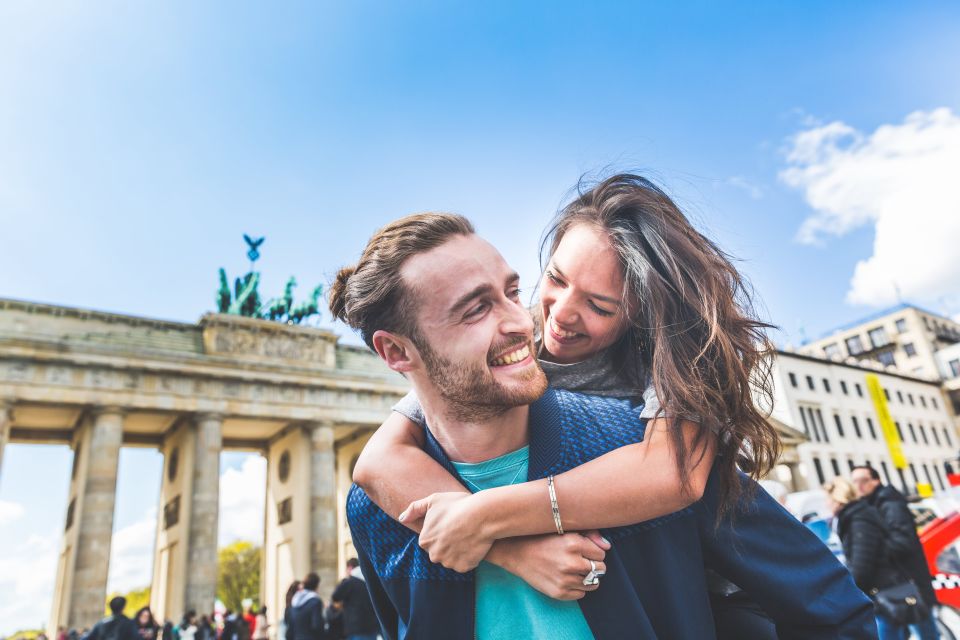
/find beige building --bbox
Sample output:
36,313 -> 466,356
799,303 -> 960,418
768,349 -> 958,494
0,298 -> 408,635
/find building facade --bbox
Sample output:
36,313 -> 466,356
0,298 -> 408,634
769,350 -> 958,493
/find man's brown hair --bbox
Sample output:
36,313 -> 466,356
329,213 -> 475,349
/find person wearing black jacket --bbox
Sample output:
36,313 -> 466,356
826,478 -> 910,640
285,572 -> 327,640
852,465 -> 940,639
86,597 -> 140,640
330,559 -> 379,640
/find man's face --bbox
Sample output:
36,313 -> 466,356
401,233 -> 547,420
850,468 -> 880,497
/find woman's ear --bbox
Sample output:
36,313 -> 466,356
372,329 -> 417,374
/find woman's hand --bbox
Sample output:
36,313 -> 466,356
490,531 -> 610,600
401,491 -> 491,572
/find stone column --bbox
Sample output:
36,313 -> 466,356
309,422 -> 339,601
0,401 -> 11,479
50,407 -> 124,632
184,413 -> 223,613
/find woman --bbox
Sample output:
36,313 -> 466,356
135,608 -> 160,640
252,607 -> 268,640
825,477 -> 910,639
351,174 -> 861,637
278,581 -> 300,640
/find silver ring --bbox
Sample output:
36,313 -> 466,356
582,559 -> 601,586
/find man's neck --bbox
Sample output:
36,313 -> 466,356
417,393 -> 530,463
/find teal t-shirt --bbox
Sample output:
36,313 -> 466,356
451,447 -> 595,640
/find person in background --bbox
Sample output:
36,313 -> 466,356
825,477 -> 913,640
252,607 -> 269,640
279,581 -> 301,640
242,607 -> 256,640
851,465 -> 939,639
285,573 -> 326,640
194,615 -> 214,640
134,608 -> 160,640
178,611 -> 198,640
331,558 -> 379,640
86,596 -> 139,640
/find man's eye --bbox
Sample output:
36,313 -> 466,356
466,303 -> 489,318
508,288 -> 522,300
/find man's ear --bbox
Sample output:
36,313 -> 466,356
372,330 -> 418,374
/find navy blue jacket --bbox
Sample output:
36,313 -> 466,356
348,388 -> 875,639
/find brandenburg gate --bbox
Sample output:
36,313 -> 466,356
0,297 -> 408,633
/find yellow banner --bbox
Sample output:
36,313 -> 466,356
866,373 -> 906,469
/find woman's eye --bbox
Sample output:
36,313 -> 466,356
589,301 -> 615,317
546,271 -> 564,286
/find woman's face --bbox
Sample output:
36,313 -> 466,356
540,223 -> 632,364
138,611 -> 150,624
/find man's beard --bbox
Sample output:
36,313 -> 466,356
417,335 -> 548,422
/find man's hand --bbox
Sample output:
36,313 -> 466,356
490,532 -> 610,600
401,491 -> 490,572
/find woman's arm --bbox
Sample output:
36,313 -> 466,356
352,411 -> 469,525
406,418 -> 716,570
353,410 -> 609,598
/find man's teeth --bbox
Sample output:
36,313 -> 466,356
550,318 -> 579,339
490,344 -> 531,367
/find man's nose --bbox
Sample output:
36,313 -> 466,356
500,297 -> 535,336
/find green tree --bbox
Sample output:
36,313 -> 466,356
218,541 -> 262,612
104,586 -> 152,616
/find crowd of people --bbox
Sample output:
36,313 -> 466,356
39,558 -> 379,640
824,466 -> 940,640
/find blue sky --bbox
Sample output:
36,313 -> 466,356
1,1 -> 959,632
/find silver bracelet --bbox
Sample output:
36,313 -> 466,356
547,474 -> 564,535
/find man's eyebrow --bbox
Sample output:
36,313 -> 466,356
551,264 -> 621,305
449,283 -> 494,316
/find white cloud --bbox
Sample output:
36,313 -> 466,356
218,455 -> 266,545
107,507 -> 157,594
726,176 -> 764,200
0,532 -> 59,634
0,499 -> 25,526
780,108 -> 960,306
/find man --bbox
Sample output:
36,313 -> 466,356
86,597 -> 139,640
851,465 -> 939,639
331,558 -> 379,640
333,213 -> 874,639
285,572 -> 327,640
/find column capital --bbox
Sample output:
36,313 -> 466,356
194,412 -> 225,423
90,405 -> 126,420
0,399 -> 13,421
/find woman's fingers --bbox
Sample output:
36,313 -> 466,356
398,496 -> 431,524
577,534 -> 607,562
579,557 -> 606,577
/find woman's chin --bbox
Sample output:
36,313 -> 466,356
543,335 -> 588,364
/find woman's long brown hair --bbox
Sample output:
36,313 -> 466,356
542,173 -> 780,519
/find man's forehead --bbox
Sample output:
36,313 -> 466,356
400,234 -> 516,305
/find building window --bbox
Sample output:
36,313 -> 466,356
868,327 -> 890,348
896,318 -> 908,333
789,372 -> 798,388
933,427 -> 941,446
923,464 -> 935,489
919,424 -> 928,445
823,343 -> 841,359
936,466 -> 947,491
950,359 -> 960,378
866,417 -> 878,439
880,460 -> 892,485
846,336 -> 865,355
840,380 -> 848,395
855,383 -> 864,397
848,459 -> 856,471
806,375 -> 815,391
903,342 -> 917,357
908,423 -> 917,443
897,390 -> 904,404
895,422 -> 904,441
924,316 -> 932,330
908,393 -> 915,406
944,427 -> 953,447
921,396 -> 928,408
884,389 -> 891,402
933,397 -> 939,410
823,379 -> 831,393
851,415 -> 862,438
815,409 -> 829,443
813,458 -> 826,484
909,463 -> 919,484
878,351 -> 896,367
833,414 -> 845,438
799,407 -> 811,439
831,458 -> 841,476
